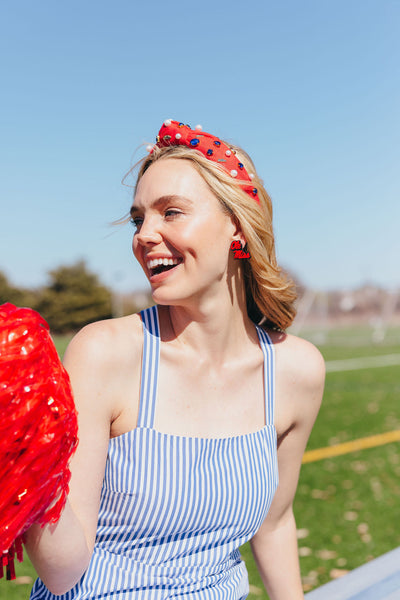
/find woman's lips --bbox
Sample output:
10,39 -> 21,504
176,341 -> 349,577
146,257 -> 183,282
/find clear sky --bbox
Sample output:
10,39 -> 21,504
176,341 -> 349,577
1,0 -> 399,293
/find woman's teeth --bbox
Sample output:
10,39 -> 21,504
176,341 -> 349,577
147,257 -> 180,270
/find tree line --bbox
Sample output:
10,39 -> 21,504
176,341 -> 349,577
0,261 -> 113,334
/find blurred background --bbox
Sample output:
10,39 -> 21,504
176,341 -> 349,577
1,1 -> 399,597
1,0 -> 399,334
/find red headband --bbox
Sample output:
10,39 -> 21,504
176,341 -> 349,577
151,120 -> 259,203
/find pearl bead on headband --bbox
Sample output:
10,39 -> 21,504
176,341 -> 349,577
150,120 -> 259,203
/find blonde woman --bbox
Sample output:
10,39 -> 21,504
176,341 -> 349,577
27,120 -> 325,600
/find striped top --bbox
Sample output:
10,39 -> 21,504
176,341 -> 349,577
30,306 -> 278,600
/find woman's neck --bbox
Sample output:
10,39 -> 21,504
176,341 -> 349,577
157,282 -> 258,367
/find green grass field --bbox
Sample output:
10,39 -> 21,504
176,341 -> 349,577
1,325 -> 399,599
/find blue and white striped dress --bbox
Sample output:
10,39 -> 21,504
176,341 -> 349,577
30,306 -> 278,599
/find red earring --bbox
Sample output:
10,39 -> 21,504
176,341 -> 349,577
230,240 -> 250,259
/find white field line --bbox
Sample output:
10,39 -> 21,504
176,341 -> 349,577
326,353 -> 400,373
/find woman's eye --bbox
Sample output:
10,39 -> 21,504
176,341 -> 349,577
165,209 -> 181,218
130,210 -> 181,229
130,217 -> 143,228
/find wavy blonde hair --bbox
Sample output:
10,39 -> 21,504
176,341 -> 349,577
134,143 -> 297,331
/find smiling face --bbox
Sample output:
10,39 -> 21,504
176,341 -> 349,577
131,158 -> 244,307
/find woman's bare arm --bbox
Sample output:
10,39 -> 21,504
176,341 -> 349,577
24,319 -> 132,595
251,337 -> 325,600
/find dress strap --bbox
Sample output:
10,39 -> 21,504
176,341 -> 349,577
256,326 -> 275,426
137,306 -> 160,428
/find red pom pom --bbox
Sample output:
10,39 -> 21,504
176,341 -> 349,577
0,303 -> 78,579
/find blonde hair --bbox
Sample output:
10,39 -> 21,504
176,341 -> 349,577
134,144 -> 297,331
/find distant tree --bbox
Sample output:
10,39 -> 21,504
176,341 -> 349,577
37,260 -> 112,333
0,271 -> 39,308
0,271 -> 18,304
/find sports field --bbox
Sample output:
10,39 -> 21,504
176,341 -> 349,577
1,324 -> 399,599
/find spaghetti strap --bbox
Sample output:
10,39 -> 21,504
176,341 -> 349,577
256,326 -> 275,426
137,305 -> 160,428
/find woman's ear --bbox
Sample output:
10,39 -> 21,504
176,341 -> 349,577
230,215 -> 247,248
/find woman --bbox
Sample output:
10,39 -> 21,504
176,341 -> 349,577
27,120 -> 325,599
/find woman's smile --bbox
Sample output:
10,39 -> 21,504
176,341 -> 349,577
145,255 -> 183,281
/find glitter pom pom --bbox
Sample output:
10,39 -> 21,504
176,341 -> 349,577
0,303 -> 78,579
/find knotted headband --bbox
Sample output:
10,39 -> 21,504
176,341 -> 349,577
151,120 -> 259,203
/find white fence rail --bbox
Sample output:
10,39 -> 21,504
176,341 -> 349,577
305,547 -> 400,599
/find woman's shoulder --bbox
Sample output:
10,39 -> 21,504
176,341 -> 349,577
266,330 -> 325,432
63,312 -> 144,372
268,329 -> 326,394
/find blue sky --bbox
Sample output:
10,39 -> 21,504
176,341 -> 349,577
1,1 -> 399,293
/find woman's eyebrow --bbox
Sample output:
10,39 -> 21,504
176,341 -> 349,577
130,195 -> 193,216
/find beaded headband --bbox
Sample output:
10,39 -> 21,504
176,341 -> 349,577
150,120 -> 259,203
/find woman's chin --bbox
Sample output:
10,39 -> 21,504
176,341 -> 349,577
150,287 -> 183,306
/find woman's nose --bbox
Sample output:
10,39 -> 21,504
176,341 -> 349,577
135,217 -> 163,245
